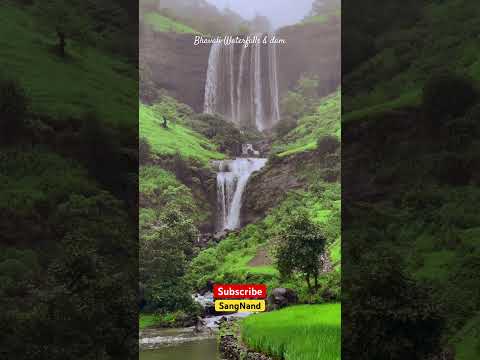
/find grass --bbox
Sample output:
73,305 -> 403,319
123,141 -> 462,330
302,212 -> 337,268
342,90 -> 421,123
274,89 -> 340,157
139,103 -> 224,164
453,313 -> 480,360
144,12 -> 199,34
241,304 -> 341,360
140,313 -> 162,330
0,4 -> 136,124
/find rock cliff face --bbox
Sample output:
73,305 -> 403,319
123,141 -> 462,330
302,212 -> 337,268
241,146 -> 340,226
141,30 -> 210,112
277,19 -> 341,98
140,19 -> 340,111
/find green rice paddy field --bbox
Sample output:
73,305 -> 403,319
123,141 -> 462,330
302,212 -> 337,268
241,304 -> 341,360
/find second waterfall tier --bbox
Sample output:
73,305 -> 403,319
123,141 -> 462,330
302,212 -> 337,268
215,158 -> 267,232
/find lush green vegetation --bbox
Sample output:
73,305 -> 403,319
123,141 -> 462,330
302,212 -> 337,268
241,304 -> 341,360
343,2 -> 480,354
140,102 -> 224,164
187,182 -> 341,303
273,89 -> 340,156
1,2 -> 138,358
0,4 -> 136,124
343,0 -> 480,121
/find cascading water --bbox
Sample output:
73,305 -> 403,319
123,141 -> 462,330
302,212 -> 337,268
216,157 -> 267,231
203,34 -> 281,131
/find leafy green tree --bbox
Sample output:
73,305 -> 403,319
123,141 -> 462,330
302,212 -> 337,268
275,211 -> 326,293
140,209 -> 198,311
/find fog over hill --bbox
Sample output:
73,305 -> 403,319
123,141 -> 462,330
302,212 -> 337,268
205,0 -> 314,29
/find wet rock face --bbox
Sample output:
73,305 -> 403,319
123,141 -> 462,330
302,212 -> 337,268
241,148 -> 340,226
277,19 -> 341,98
141,31 -> 210,112
140,20 -> 340,112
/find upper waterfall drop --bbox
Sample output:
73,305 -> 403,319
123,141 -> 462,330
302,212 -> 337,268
203,34 -> 281,131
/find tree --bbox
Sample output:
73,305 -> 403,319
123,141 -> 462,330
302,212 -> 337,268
140,209 -> 198,311
275,211 -> 326,293
37,0 -> 91,57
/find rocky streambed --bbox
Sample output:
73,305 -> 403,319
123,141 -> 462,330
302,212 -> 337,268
218,318 -> 272,360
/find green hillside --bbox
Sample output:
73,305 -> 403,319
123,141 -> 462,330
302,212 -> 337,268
0,4 -> 136,124
343,1 -> 480,357
344,0 -> 480,121
139,102 -> 224,164
273,89 -> 341,157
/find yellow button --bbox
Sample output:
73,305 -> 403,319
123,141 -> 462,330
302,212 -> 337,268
214,299 -> 266,312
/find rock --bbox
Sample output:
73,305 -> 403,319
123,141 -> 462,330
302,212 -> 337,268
268,288 -> 298,310
219,320 -> 272,360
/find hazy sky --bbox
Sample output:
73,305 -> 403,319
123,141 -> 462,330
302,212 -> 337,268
205,0 -> 314,29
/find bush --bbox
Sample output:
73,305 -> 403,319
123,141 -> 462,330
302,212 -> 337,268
0,77 -> 29,142
139,137 -> 151,165
317,135 -> 340,154
273,117 -> 298,137
423,73 -> 477,121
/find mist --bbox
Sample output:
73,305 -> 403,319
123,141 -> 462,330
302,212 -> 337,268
204,0 -> 314,29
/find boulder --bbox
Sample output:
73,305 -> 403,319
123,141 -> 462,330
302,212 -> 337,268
267,288 -> 298,310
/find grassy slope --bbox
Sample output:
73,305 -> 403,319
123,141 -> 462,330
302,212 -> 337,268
0,4 -> 136,124
273,89 -> 340,157
241,304 -> 341,360
344,0 -> 480,122
144,12 -> 199,34
139,102 -> 224,164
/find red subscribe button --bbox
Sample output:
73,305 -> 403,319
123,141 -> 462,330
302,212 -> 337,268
214,284 -> 267,299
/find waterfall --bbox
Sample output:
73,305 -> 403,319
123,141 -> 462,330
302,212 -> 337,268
236,45 -> 247,124
216,157 -> 267,231
204,42 -> 221,114
268,39 -> 281,125
203,34 -> 280,131
253,40 -> 264,131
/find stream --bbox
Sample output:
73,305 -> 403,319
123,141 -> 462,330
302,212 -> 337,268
140,292 -> 251,359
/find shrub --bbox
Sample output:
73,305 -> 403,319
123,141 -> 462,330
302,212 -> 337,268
273,117 -> 298,137
0,76 -> 29,142
317,135 -> 340,154
139,137 -> 151,165
423,73 -> 477,121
